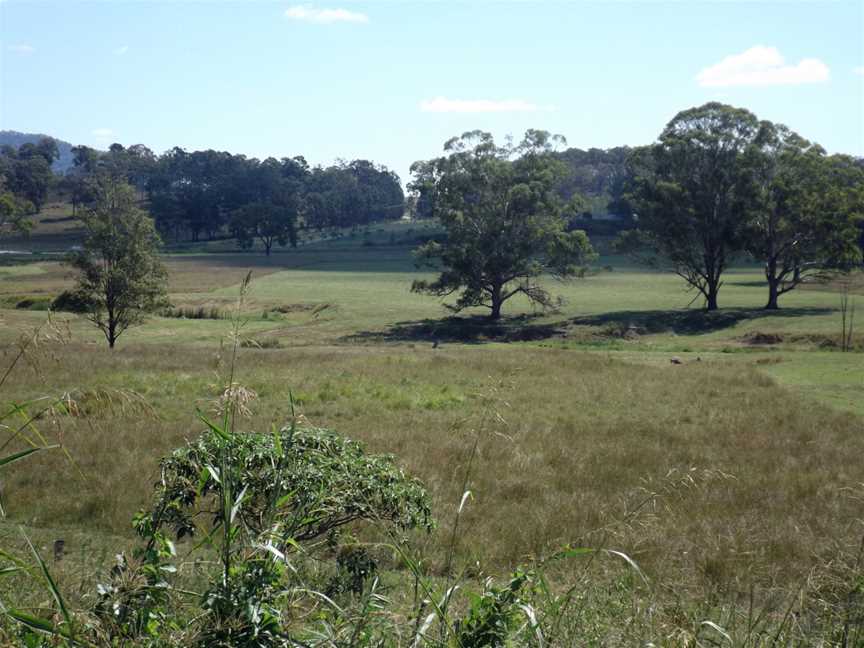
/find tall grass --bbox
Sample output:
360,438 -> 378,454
160,305 -> 226,320
1,282 -> 863,643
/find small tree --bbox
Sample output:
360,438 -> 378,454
230,201 -> 297,256
410,130 -> 596,320
67,180 -> 168,348
619,103 -> 760,311
744,123 -> 863,309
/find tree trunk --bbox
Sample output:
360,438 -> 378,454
107,319 -> 117,349
705,280 -> 720,311
706,293 -> 719,311
765,278 -> 780,310
489,283 -> 503,320
764,255 -> 781,309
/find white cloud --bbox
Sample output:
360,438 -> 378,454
696,46 -> 829,87
92,128 -> 114,137
114,45 -> 129,56
419,97 -> 554,113
284,5 -> 368,24
854,66 -> 864,76
7,44 -> 35,54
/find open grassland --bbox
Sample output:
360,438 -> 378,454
1,221 -> 863,639
3,340 -> 864,631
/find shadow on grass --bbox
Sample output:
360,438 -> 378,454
569,306 -> 834,335
344,314 -> 564,344
345,306 -> 835,345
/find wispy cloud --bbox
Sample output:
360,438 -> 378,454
7,44 -> 35,54
114,45 -> 129,56
284,5 -> 368,24
419,97 -> 554,113
854,66 -> 864,76
91,128 -> 114,138
696,46 -> 829,87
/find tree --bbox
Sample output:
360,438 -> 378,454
744,123 -> 864,309
67,180 -> 168,348
230,201 -> 297,256
410,130 -> 596,320
619,103 -> 760,311
0,190 -> 34,237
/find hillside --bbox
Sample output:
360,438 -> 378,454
0,130 -> 75,173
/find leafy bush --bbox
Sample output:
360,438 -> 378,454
51,289 -> 97,313
14,296 -> 52,311
141,424 -> 433,546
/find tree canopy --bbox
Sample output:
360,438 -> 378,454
620,102 -> 863,311
0,137 -> 58,214
619,103 -> 762,310
410,130 -> 596,319
743,123 -> 863,308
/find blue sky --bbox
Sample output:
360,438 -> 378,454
1,1 -> 862,184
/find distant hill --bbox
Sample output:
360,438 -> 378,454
0,130 -> 75,174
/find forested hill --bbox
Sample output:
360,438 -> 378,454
0,130 -> 75,173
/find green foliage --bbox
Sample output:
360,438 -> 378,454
303,160 -> 404,230
743,123 -> 864,308
194,557 -> 290,648
66,179 -> 169,347
0,138 -> 57,212
453,569 -> 535,647
51,289 -> 98,314
621,102 -> 762,310
621,102 -> 864,312
410,130 -> 597,319
0,191 -> 35,237
141,424 -> 433,545
230,201 -> 298,256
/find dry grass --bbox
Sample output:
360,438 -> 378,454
2,340 -> 862,606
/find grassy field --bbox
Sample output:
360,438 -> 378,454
1,219 -> 863,641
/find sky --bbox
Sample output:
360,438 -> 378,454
1,0 -> 862,184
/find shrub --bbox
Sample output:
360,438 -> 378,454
160,305 -> 225,320
140,424 -> 433,546
51,289 -> 97,313
15,296 -> 52,311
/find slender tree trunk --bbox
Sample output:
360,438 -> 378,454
107,318 -> 117,349
489,283 -> 503,320
765,258 -> 780,310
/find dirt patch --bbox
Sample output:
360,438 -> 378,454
271,303 -> 333,317
740,332 -> 784,345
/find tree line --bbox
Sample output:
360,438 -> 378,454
63,144 -> 406,252
0,139 -> 405,254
